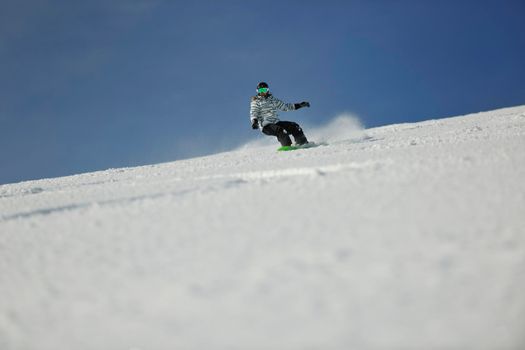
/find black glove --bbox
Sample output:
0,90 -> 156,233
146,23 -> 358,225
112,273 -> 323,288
294,101 -> 310,110
251,118 -> 259,129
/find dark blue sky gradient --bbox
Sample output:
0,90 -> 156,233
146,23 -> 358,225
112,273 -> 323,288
1,0 -> 524,184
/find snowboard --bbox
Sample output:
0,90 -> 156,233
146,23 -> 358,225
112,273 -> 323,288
277,142 -> 325,151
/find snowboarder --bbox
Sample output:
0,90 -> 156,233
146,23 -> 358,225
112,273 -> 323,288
250,82 -> 310,147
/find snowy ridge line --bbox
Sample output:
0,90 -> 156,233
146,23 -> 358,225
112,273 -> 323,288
0,174 -> 185,199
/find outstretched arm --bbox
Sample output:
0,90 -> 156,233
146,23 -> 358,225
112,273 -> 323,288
273,97 -> 296,112
274,96 -> 310,111
294,101 -> 310,109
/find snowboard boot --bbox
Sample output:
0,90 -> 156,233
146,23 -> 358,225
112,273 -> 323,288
294,135 -> 308,146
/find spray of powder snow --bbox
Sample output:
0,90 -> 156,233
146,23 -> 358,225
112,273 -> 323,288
238,112 -> 366,149
306,112 -> 365,143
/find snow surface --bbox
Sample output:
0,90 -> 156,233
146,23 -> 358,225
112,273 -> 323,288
1,106 -> 525,350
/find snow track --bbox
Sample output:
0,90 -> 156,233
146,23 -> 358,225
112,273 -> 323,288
1,106 -> 525,350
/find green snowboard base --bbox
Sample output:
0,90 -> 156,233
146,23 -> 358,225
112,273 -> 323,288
277,145 -> 299,151
277,142 -> 324,151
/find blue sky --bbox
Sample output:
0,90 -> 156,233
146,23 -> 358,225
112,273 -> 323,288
1,0 -> 524,185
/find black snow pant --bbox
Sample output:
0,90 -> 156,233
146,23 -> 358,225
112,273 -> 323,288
262,121 -> 308,147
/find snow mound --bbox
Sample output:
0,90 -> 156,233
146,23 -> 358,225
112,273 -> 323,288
1,105 -> 525,350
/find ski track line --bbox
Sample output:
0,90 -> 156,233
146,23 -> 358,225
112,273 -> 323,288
195,160 -> 387,181
0,188 -> 196,222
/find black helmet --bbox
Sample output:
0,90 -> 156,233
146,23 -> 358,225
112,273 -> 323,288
257,82 -> 269,89
256,81 -> 269,94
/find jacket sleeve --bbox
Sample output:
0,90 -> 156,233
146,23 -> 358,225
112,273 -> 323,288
273,96 -> 296,111
250,98 -> 260,123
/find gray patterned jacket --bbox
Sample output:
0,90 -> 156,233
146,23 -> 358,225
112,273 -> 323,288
250,94 -> 296,129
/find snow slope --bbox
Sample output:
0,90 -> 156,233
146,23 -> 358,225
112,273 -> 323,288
1,106 -> 525,350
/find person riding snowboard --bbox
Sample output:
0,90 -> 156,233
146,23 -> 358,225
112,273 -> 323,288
250,82 -> 310,147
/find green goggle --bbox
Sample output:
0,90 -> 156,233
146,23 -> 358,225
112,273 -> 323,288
257,87 -> 269,94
